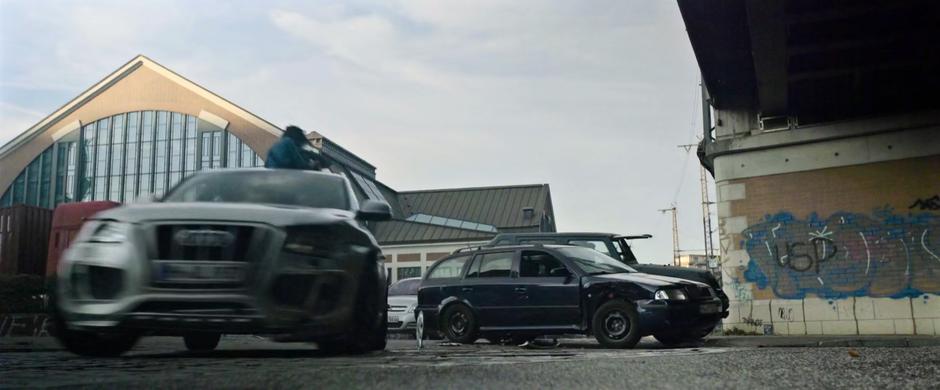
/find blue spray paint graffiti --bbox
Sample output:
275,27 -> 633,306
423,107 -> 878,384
742,209 -> 940,299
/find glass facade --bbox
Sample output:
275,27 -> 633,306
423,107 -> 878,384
1,110 -> 263,208
404,213 -> 498,233
397,266 -> 422,280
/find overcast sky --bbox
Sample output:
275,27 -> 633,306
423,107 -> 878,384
0,0 -> 714,264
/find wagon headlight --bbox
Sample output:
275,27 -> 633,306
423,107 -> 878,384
88,222 -> 131,243
655,289 -> 687,301
408,302 -> 418,313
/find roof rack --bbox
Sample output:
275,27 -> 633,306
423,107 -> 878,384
452,245 -> 483,254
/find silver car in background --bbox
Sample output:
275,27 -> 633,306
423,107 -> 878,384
52,169 -> 391,356
387,277 -> 420,334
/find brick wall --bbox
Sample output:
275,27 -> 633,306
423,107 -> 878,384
717,155 -> 940,335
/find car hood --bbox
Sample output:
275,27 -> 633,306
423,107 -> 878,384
585,272 -> 710,289
93,202 -> 356,226
632,263 -> 718,288
388,295 -> 417,308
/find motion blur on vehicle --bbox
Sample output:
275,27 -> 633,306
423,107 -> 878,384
51,169 -> 392,356
3,1 -> 940,388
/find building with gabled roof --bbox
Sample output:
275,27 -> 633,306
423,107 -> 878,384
0,55 -> 556,278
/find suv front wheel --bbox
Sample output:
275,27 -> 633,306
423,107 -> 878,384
591,300 -> 640,349
317,263 -> 387,355
51,290 -> 139,357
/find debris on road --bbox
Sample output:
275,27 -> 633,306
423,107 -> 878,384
521,339 -> 561,349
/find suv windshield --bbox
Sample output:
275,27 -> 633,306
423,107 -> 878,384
557,246 -> 636,275
613,239 -> 640,264
388,278 -> 421,296
163,170 -> 350,210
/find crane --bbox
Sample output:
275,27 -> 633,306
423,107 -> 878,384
658,205 -> 679,266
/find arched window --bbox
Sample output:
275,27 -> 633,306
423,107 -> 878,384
0,110 -> 263,208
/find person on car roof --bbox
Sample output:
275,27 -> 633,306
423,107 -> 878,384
265,125 -> 331,170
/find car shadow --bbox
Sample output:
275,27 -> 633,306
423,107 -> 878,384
553,337 -> 704,351
129,348 -> 387,359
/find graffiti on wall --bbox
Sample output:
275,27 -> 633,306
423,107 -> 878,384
741,316 -> 764,327
725,274 -> 754,302
742,209 -> 940,299
0,315 -> 51,337
910,195 -> 940,211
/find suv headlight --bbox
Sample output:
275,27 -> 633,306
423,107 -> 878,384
283,226 -> 332,256
654,289 -> 688,301
88,221 -> 131,243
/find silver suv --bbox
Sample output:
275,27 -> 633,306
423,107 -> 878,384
52,169 -> 391,356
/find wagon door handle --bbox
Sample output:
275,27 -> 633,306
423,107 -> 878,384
461,287 -> 474,292
514,287 -> 527,293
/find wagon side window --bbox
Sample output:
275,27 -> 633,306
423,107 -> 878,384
427,255 -> 470,279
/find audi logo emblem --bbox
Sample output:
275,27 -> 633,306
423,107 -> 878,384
174,229 -> 235,247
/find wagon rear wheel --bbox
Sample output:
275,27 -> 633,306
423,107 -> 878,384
441,304 -> 478,344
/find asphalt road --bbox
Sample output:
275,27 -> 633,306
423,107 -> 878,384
1,336 -> 938,389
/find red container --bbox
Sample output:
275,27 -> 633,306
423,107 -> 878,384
0,205 -> 53,275
45,201 -> 120,277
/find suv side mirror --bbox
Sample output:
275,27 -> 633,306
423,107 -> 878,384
357,200 -> 392,221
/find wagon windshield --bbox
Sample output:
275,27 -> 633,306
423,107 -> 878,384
558,246 -> 636,275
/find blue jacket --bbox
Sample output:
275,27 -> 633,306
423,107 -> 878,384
265,137 -> 309,170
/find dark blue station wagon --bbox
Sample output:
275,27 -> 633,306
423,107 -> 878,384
416,245 -> 723,348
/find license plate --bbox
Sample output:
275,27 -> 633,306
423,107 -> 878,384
155,262 -> 245,283
388,315 -> 400,323
699,303 -> 720,314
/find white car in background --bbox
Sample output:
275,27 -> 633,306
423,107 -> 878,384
387,278 -> 420,334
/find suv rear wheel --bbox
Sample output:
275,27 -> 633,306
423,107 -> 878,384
441,304 -> 478,344
591,300 -> 640,349
184,333 -> 221,351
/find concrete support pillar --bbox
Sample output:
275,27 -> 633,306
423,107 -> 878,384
713,114 -> 940,335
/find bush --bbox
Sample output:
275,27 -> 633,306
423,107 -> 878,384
0,274 -> 47,314
723,327 -> 761,336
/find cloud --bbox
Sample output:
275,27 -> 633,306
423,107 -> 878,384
0,102 -> 45,146
256,2 -> 709,263
0,1 -> 711,264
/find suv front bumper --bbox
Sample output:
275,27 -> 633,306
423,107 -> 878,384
57,240 -> 371,339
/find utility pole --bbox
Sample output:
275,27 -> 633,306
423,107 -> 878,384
658,206 -> 679,266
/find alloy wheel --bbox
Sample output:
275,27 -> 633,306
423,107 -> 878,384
450,311 -> 469,336
604,311 -> 629,339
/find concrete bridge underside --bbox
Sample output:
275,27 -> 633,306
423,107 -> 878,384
678,0 -> 940,335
